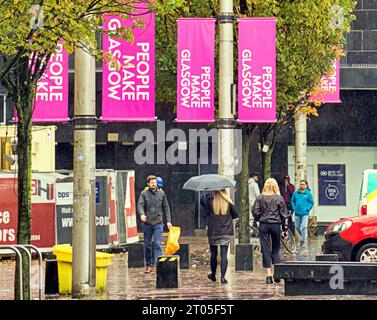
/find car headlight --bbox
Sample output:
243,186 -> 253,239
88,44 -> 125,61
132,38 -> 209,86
327,220 -> 352,233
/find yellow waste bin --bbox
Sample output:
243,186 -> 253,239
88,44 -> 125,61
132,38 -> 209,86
52,244 -> 113,294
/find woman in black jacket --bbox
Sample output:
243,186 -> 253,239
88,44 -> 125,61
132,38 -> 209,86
252,178 -> 289,284
201,189 -> 238,284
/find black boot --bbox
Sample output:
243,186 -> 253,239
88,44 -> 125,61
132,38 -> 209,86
221,277 -> 228,284
207,272 -> 216,282
266,276 -> 273,284
274,277 -> 281,283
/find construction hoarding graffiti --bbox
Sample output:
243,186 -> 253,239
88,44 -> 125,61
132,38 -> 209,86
0,170 -> 138,249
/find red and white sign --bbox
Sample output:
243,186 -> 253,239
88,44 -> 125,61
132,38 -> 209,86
0,173 -> 56,247
0,178 -> 18,244
125,171 -> 138,242
108,175 -> 119,244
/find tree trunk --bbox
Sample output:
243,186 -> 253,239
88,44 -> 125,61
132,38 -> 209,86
263,146 -> 273,181
14,94 -> 33,300
294,109 -> 307,187
238,129 -> 251,244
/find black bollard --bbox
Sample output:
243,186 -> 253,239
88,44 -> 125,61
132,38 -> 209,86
175,244 -> 191,269
45,259 -> 59,295
127,242 -> 145,268
235,244 -> 253,271
156,255 -> 180,289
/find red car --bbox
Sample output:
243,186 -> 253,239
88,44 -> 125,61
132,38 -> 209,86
323,215 -> 377,262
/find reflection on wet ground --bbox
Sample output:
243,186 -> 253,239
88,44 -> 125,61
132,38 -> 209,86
1,235 -> 377,300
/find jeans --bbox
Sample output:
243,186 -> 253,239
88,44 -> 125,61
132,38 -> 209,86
259,223 -> 281,268
295,215 -> 309,245
143,223 -> 164,266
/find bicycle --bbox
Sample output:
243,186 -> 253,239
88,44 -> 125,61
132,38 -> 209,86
249,222 -> 297,254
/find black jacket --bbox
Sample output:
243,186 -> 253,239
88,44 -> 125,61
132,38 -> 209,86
137,188 -> 171,225
200,194 -> 239,237
252,194 -> 289,224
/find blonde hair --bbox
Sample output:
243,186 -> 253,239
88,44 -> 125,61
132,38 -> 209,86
212,189 -> 233,215
262,178 -> 281,196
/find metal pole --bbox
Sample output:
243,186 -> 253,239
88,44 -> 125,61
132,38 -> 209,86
218,0 -> 236,255
23,244 -> 43,300
198,157 -> 201,229
72,45 -> 97,298
13,245 -> 32,299
0,246 -> 23,300
294,108 -> 307,187
218,0 -> 235,183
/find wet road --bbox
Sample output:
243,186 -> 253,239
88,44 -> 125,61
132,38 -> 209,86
1,235 -> 377,300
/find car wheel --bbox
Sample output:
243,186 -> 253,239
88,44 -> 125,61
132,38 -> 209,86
356,243 -> 377,263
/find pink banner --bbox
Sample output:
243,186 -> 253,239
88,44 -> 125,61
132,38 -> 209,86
33,41 -> 69,122
102,7 -> 155,121
176,18 -> 215,122
238,18 -> 276,123
309,60 -> 340,103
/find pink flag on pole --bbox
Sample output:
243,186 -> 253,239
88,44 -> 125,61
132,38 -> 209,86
238,18 -> 276,123
32,41 -> 69,122
309,60 -> 340,103
102,7 -> 155,122
176,18 -> 215,122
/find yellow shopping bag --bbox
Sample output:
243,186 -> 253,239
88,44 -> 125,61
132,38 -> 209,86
165,226 -> 181,255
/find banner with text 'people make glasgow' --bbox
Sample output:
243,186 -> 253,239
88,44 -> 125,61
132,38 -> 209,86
102,6 -> 155,121
309,60 -> 340,103
238,18 -> 276,123
176,18 -> 215,122
32,41 -> 69,122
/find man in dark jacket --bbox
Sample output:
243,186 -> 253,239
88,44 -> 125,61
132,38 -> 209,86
279,175 -> 295,233
137,175 -> 172,273
279,175 -> 295,211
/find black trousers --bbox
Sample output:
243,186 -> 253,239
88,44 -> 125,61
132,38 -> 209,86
259,223 -> 281,268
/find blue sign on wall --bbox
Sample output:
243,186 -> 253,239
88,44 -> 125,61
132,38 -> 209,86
318,164 -> 346,206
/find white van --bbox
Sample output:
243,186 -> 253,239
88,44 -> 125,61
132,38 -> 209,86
358,169 -> 377,215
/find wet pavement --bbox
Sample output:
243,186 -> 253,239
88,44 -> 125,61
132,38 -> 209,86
1,235 -> 377,300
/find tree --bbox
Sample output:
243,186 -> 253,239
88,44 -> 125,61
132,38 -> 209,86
249,0 -> 355,184
0,0 -> 183,300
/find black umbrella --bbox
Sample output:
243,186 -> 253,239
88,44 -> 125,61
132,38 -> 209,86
182,174 -> 236,191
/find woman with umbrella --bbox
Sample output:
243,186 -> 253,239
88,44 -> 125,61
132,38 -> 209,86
200,189 -> 238,284
183,174 -> 238,284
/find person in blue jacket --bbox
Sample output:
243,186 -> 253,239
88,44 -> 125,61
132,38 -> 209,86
291,179 -> 314,248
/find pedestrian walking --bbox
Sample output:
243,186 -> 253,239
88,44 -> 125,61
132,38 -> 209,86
248,173 -> 260,227
144,175 -> 164,190
252,178 -> 289,284
279,175 -> 295,233
137,175 -> 172,274
200,189 -> 238,284
291,179 -> 314,249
